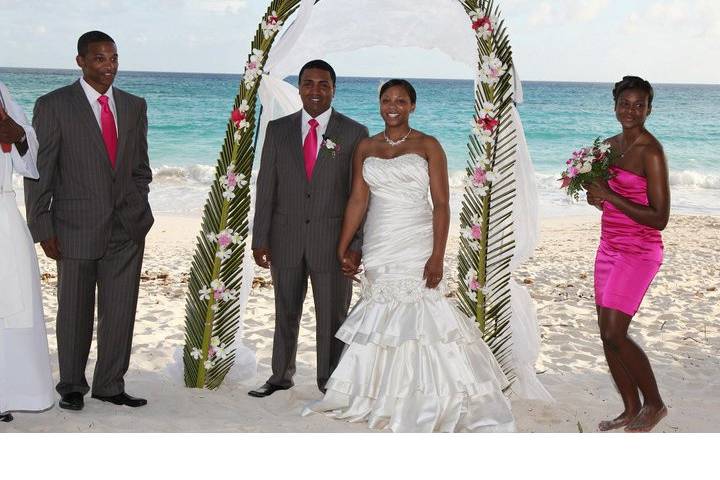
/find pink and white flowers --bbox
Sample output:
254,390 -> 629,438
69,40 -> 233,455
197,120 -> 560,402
220,163 -> 248,200
198,279 -> 238,312
472,112 -> 499,144
466,269 -> 481,293
462,215 -> 483,250
470,10 -> 496,41
478,53 -> 508,85
203,336 -> 229,369
243,49 -> 264,88
261,11 -> 283,39
231,100 -> 251,143
559,138 -> 615,201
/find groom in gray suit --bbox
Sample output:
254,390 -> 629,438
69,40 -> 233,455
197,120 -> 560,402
249,60 -> 368,397
25,31 -> 153,410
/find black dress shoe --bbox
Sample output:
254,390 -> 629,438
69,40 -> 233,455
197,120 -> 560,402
91,392 -> 147,407
59,392 -> 84,411
248,382 -> 291,398
0,413 -> 13,422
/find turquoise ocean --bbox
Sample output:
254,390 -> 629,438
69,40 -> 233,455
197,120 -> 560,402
2,67 -> 719,216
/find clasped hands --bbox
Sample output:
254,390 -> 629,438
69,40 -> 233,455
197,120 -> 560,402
338,249 -> 362,282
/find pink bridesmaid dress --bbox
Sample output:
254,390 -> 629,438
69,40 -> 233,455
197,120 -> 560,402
594,166 -> 663,316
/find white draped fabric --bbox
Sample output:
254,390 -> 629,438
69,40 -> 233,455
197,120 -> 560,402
0,81 -> 55,413
246,0 -> 551,400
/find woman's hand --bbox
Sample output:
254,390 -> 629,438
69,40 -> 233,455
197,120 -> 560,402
423,254 -> 444,289
584,178 -> 614,204
585,191 -> 603,211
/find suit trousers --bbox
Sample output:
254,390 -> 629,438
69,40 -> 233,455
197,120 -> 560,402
269,257 -> 352,390
55,215 -> 144,396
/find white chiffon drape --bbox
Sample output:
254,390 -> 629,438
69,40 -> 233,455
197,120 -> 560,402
0,81 -> 54,414
247,0 -> 550,401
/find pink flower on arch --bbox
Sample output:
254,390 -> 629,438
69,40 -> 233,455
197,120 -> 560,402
226,172 -> 238,189
473,167 -> 487,186
477,114 -> 499,133
470,224 -> 483,240
231,109 -> 246,128
217,232 -> 233,248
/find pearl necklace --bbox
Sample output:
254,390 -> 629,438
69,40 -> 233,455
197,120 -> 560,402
384,128 -> 413,147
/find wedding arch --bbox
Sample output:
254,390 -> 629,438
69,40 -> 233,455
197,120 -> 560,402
181,0 -> 550,401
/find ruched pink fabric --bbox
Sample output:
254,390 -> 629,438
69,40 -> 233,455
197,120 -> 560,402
594,167 -> 663,316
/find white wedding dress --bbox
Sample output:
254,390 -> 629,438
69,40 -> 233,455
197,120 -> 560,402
0,81 -> 54,415
303,153 -> 515,432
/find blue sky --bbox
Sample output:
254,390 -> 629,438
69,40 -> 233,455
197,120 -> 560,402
1,0 -> 718,83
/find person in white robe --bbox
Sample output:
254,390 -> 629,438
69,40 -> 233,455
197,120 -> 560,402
0,80 -> 54,423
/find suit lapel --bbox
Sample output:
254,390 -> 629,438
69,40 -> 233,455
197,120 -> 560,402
310,109 -> 340,184
113,88 -> 129,174
69,81 -> 114,175
72,80 -> 110,162
289,111 -> 309,186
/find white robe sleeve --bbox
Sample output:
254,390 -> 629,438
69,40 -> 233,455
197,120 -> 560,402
0,81 -> 39,179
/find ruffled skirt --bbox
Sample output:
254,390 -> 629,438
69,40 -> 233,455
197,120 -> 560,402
302,275 -> 516,432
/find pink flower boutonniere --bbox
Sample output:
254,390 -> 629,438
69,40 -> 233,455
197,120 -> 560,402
322,136 -> 340,158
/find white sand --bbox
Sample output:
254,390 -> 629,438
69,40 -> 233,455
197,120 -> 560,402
4,213 -> 719,432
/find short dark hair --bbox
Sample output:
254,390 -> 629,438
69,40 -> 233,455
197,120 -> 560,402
77,31 -> 115,56
613,76 -> 654,108
298,60 -> 336,86
379,79 -> 417,104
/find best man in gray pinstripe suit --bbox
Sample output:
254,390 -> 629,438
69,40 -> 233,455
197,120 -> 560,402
249,60 -> 368,397
24,31 -> 153,411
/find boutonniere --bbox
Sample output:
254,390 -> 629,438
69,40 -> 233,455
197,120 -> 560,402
321,135 -> 340,158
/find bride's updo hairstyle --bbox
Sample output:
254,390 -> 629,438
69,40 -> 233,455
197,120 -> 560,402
613,76 -> 654,108
379,79 -> 417,105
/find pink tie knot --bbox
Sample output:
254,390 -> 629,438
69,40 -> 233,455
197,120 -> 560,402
98,95 -> 109,107
308,118 -> 319,129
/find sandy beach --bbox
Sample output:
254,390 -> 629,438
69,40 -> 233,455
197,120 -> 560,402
3,212 -> 719,433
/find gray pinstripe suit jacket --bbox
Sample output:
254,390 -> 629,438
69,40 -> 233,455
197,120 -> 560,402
252,109 -> 368,272
24,80 -> 153,259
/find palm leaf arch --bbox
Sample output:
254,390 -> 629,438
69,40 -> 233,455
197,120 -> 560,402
183,0 -> 521,388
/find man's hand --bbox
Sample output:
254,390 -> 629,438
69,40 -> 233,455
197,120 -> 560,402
252,247 -> 272,269
0,106 -> 25,144
40,236 -> 62,260
339,249 -> 362,282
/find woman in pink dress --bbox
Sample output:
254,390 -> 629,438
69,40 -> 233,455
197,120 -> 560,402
586,76 -> 670,433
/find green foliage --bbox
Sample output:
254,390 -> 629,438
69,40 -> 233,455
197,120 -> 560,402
183,0 -> 303,389
456,0 -> 518,380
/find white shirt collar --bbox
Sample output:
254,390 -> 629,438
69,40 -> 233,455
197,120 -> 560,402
79,77 -> 114,104
302,107 -> 333,130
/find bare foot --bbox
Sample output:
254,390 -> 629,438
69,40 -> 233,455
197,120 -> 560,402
598,411 -> 638,431
624,405 -> 667,433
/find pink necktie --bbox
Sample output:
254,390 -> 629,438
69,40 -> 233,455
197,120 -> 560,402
303,118 -> 319,180
98,95 -> 118,169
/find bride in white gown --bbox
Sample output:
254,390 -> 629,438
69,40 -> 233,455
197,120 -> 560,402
302,79 -> 515,432
0,81 -> 54,422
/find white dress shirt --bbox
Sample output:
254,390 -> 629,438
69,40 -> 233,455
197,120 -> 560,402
301,107 -> 332,156
79,77 -> 118,135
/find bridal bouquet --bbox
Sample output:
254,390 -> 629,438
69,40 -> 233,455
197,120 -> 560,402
559,137 -> 616,200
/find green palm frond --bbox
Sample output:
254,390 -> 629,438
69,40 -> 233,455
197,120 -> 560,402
183,0 -> 302,389
456,0 -> 519,380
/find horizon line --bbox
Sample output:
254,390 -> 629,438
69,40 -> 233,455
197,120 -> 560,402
1,66 -> 718,87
